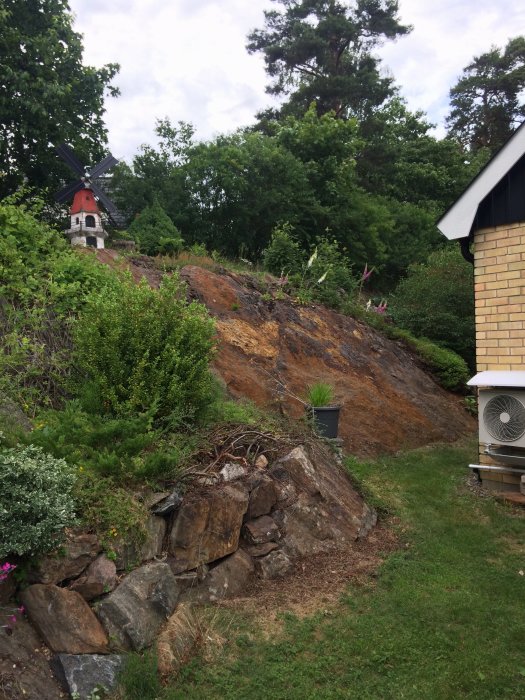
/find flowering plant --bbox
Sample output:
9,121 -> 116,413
0,562 -> 24,633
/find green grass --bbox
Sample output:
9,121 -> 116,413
118,440 -> 525,699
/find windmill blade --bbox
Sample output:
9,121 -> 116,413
89,153 -> 119,179
54,179 -> 84,204
55,143 -> 86,176
90,182 -> 120,218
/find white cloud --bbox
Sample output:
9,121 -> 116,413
69,0 -> 525,160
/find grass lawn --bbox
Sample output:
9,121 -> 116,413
119,440 -> 525,699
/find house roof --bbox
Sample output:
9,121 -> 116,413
437,121 -> 525,240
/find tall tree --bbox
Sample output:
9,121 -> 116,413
246,0 -> 410,119
446,37 -> 525,154
0,0 -> 119,197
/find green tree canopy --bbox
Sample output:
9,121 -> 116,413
0,0 -> 119,197
446,36 -> 525,154
246,0 -> 410,119
390,247 -> 475,369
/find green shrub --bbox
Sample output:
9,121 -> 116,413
390,247 -> 475,369
28,402 -> 160,480
128,199 -> 184,256
0,196 -> 67,303
72,273 -> 216,425
74,471 -> 148,552
0,445 -> 76,558
262,223 -> 304,277
304,238 -> 357,310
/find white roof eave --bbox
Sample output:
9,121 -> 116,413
468,371 -> 525,388
437,122 -> 525,240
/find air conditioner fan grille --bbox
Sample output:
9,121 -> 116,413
483,394 -> 525,442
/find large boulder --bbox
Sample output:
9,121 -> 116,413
96,562 -> 179,651
276,446 -> 377,555
169,484 -> 249,573
20,584 -> 108,654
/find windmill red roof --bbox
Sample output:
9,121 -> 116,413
70,188 -> 100,215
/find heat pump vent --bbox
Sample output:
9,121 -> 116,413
482,394 -> 525,442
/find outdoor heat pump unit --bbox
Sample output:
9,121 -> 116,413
478,389 -> 525,446
468,371 -> 525,467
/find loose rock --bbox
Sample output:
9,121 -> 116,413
243,515 -> 280,545
254,550 -> 293,579
180,550 -> 254,604
70,554 -> 117,601
20,584 -> 108,654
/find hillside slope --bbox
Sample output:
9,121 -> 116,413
97,251 -> 475,457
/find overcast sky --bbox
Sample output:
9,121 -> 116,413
68,0 -> 525,162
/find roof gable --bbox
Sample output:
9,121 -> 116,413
437,121 -> 525,240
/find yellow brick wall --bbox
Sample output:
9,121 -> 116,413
474,222 -> 525,372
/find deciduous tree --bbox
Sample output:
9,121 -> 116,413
0,0 -> 119,197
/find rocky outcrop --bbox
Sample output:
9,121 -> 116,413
6,441 -> 379,694
177,264 -> 475,457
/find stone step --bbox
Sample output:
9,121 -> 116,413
494,492 -> 525,507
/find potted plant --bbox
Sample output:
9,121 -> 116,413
306,382 -> 341,439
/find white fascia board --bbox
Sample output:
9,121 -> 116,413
437,122 -> 525,240
468,371 -> 525,387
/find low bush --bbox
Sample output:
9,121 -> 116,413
72,273 -> 216,426
262,223 -> 303,277
28,402 -> 161,480
74,471 -> 148,552
0,444 -> 76,558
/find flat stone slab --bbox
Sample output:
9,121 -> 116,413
51,654 -> 125,699
243,515 -> 280,545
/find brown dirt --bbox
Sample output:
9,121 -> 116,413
215,519 -> 400,637
96,251 -> 475,458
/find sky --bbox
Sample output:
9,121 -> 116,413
68,0 -> 525,163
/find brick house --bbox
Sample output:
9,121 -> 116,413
438,122 -> 525,492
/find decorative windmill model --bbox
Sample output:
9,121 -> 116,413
55,143 -> 120,249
